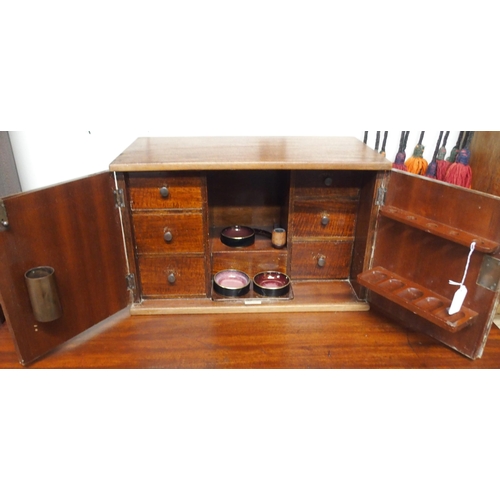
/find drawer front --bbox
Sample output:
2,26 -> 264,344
128,173 -> 204,210
290,241 -> 353,279
138,255 -> 207,297
293,171 -> 362,199
133,212 -> 205,254
292,199 -> 358,238
211,250 -> 288,278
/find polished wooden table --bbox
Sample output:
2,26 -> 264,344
1,308 -> 500,368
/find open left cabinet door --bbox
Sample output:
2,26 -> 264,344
0,172 -> 130,365
358,170 -> 500,359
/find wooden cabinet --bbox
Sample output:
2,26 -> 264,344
1,136 -> 500,365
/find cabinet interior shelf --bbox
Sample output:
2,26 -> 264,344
210,226 -> 281,252
130,280 -> 370,315
357,266 -> 478,333
380,205 -> 500,253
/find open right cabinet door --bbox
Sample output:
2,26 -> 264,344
358,169 -> 500,359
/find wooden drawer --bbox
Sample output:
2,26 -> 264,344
128,173 -> 204,210
293,171 -> 362,199
291,198 -> 358,239
138,255 -> 207,297
290,241 -> 353,279
133,212 -> 205,254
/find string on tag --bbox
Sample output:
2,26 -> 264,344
449,241 -> 476,287
448,241 -> 476,315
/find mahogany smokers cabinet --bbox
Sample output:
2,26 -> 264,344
2,136 -> 500,366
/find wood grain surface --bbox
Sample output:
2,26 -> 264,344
291,199 -> 358,238
1,308 -> 499,368
133,212 -> 205,254
131,281 -> 369,315
290,241 -> 354,279
292,170 -> 363,197
0,172 -> 129,365
138,254 -> 207,297
384,169 -> 500,242
110,137 -> 393,171
127,172 -> 205,210
470,131 -> 500,196
211,249 -> 288,277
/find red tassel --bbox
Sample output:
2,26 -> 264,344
392,163 -> 407,170
444,149 -> 472,188
436,159 -> 451,181
444,163 -> 472,187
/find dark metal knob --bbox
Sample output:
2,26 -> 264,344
317,255 -> 326,268
324,177 -> 333,187
167,272 -> 176,284
321,215 -> 330,226
160,186 -> 169,198
164,231 -> 173,242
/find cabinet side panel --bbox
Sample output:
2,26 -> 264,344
469,131 -> 500,196
350,171 -> 384,298
0,172 -> 129,365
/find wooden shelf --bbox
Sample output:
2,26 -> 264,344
130,280 -> 370,315
358,266 -> 478,333
210,226 -> 282,252
380,205 -> 500,253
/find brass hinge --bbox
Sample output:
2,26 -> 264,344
477,255 -> 500,291
114,188 -> 125,208
126,273 -> 136,291
375,186 -> 387,206
0,200 -> 9,230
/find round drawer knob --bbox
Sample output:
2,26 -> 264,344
167,272 -> 176,284
321,215 -> 330,226
159,186 -> 169,198
324,177 -> 333,187
317,255 -> 326,268
164,231 -> 173,242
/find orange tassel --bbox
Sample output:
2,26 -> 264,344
405,144 -> 428,175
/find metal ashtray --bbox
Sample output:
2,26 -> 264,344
253,271 -> 290,297
220,226 -> 255,247
213,269 -> 251,297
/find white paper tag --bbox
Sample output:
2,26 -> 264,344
244,299 -> 262,305
449,285 -> 467,315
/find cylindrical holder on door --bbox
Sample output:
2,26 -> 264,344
24,266 -> 63,323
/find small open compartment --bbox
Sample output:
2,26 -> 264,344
207,170 -> 290,292
207,170 -> 290,233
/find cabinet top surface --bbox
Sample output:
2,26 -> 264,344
109,136 -> 392,171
